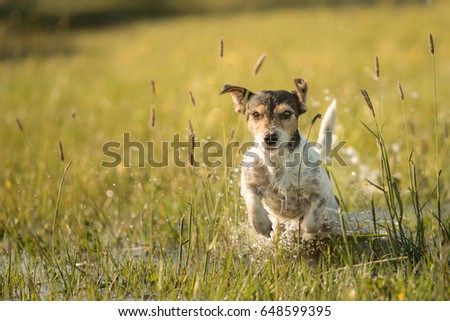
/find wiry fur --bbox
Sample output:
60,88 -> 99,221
220,79 -> 339,240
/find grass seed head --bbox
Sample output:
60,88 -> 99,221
16,118 -> 24,132
189,90 -> 196,107
360,88 -> 375,118
58,140 -> 64,162
311,113 -> 322,126
253,53 -> 266,75
151,80 -> 156,96
374,55 -> 380,80
397,81 -> 404,101
428,32 -> 435,56
151,107 -> 156,128
219,37 -> 224,58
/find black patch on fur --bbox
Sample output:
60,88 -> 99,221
288,129 -> 301,152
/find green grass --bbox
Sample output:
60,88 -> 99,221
1,1 -> 449,300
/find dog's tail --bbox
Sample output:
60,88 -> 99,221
317,99 -> 337,164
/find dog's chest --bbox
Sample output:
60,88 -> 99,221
262,186 -> 310,219
250,164 -> 311,219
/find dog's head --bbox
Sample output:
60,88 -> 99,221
220,78 -> 308,150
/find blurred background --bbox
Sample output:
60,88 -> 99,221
1,0 -> 448,208
0,0 -> 430,28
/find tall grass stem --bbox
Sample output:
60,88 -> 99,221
429,32 -> 441,223
52,159 -> 73,251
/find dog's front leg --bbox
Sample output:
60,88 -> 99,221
301,193 -> 327,240
241,185 -> 272,237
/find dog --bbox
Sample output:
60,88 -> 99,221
220,78 -> 339,240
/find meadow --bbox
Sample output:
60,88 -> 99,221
0,0 -> 449,300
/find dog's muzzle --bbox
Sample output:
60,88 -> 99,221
263,132 -> 279,147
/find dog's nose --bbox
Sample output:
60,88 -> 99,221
264,133 -> 278,146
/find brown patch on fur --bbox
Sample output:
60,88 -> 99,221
274,104 -> 298,138
245,103 -> 299,139
246,104 -> 271,138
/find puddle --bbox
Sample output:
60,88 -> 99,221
229,209 -> 393,266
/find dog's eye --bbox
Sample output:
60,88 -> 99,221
251,111 -> 261,119
281,111 -> 292,120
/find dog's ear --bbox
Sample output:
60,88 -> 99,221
292,78 -> 308,115
219,85 -> 254,114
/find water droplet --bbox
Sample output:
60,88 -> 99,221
391,143 -> 400,153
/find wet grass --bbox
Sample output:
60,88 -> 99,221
1,1 -> 449,300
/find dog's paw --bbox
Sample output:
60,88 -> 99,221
253,219 -> 273,238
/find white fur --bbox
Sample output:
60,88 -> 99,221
241,101 -> 338,239
317,99 -> 337,163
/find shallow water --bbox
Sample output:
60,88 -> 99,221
229,209 -> 394,266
